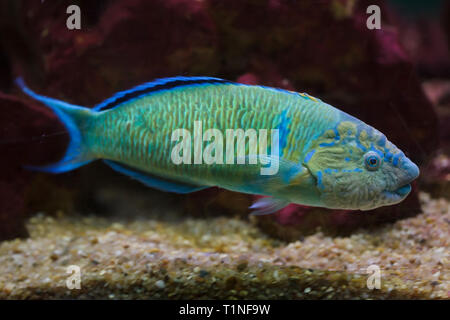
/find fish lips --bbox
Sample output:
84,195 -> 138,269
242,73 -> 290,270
382,183 -> 412,202
383,159 -> 419,202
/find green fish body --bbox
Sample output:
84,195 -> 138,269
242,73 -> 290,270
17,76 -> 419,213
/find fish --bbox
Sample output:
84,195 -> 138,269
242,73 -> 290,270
15,76 -> 419,214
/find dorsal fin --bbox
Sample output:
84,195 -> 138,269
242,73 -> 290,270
94,76 -> 233,111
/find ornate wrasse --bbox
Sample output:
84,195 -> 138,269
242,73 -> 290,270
16,76 -> 419,213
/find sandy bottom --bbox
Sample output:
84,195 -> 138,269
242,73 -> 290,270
0,193 -> 448,299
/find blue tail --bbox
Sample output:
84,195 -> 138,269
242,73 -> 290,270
15,78 -> 96,173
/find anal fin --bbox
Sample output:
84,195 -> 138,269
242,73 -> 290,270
103,160 -> 209,194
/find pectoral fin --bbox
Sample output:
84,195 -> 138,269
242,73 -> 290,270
250,197 -> 291,215
243,155 -> 318,214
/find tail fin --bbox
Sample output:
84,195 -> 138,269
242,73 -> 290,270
15,77 -> 95,173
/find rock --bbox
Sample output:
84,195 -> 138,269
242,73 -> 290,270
420,80 -> 450,199
15,0 -> 217,106
386,0 -> 450,77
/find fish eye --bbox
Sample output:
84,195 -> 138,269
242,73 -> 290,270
364,151 -> 382,171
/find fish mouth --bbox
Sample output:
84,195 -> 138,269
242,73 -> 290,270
394,184 -> 412,196
382,157 -> 418,203
383,184 -> 412,202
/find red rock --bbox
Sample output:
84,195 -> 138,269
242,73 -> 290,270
385,0 -> 450,77
18,0 -> 217,106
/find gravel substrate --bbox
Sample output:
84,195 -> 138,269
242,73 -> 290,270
0,192 -> 448,299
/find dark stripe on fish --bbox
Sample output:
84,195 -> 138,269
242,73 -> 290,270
97,78 -> 233,111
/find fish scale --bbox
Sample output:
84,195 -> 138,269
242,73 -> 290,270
97,86 -> 275,179
118,86 -> 315,177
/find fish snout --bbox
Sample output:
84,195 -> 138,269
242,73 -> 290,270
400,156 -> 420,184
390,156 -> 419,198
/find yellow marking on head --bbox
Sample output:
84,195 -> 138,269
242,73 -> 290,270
358,130 -> 370,149
337,121 -> 357,137
324,129 -> 337,139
